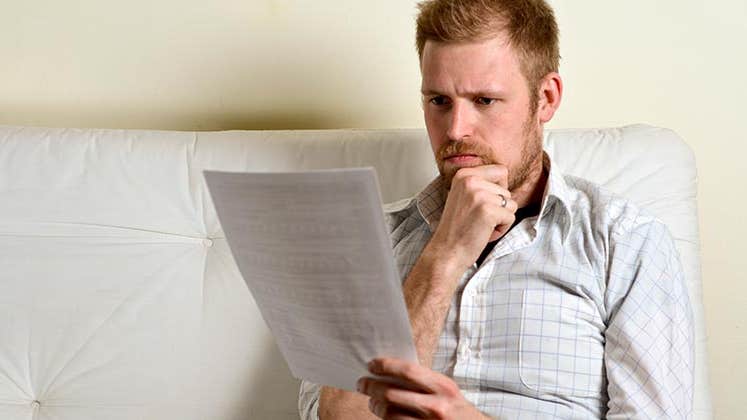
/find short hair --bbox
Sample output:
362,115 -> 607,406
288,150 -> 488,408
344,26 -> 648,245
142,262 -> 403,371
416,0 -> 560,105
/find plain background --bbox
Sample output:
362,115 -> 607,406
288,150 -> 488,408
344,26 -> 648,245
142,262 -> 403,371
1,0 -> 744,417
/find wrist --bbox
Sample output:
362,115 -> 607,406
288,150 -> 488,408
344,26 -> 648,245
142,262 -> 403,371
420,236 -> 473,280
319,386 -> 376,420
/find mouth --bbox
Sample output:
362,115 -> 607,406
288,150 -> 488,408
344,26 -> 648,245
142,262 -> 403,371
444,154 -> 481,165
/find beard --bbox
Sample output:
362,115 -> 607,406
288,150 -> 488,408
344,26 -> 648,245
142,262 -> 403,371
436,115 -> 543,193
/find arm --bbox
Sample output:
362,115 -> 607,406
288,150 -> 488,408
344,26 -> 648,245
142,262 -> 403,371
313,241 -> 461,420
403,165 -> 517,367
314,166 -> 516,419
314,243 -> 469,420
604,220 -> 694,419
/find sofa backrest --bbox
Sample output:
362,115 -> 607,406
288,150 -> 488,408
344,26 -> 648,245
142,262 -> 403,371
0,124 -> 711,419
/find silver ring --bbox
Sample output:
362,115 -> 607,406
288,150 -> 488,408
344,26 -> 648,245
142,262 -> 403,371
498,194 -> 507,208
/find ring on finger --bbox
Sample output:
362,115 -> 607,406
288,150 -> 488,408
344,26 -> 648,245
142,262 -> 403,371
498,193 -> 507,208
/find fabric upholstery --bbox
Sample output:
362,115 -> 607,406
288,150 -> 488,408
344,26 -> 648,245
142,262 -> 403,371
0,124 -> 711,419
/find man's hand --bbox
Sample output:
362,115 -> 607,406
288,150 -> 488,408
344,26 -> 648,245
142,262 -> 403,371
431,165 -> 517,272
357,358 -> 490,420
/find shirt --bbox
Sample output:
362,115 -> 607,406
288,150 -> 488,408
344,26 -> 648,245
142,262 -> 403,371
298,152 -> 694,419
476,201 -> 542,267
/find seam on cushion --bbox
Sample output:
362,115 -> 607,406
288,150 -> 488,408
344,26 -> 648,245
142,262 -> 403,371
39,245 -> 197,398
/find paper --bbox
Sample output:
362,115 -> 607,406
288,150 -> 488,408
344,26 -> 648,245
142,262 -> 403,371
203,168 -> 418,391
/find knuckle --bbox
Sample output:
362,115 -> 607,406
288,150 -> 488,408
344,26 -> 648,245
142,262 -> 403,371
382,388 -> 397,403
453,169 -> 469,182
401,364 -> 418,381
472,189 -> 489,204
429,400 -> 449,418
494,165 -> 508,178
442,382 -> 460,398
462,175 -> 479,190
469,191 -> 487,208
475,203 -> 491,219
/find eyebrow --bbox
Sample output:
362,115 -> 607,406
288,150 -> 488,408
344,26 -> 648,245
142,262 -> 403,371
420,89 -> 506,97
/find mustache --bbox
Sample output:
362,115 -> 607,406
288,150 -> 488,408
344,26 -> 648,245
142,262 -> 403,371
436,140 -> 493,161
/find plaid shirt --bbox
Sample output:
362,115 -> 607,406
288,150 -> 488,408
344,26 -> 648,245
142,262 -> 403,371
299,153 -> 694,419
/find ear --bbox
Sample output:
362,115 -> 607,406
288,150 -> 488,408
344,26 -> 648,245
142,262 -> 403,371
537,72 -> 563,124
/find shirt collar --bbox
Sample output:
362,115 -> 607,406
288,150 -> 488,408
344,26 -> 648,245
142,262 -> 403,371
539,152 -> 574,242
414,151 -> 574,242
413,175 -> 446,231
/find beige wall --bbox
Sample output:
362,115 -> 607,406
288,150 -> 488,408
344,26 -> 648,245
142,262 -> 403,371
550,4 -> 746,417
2,0 -> 744,417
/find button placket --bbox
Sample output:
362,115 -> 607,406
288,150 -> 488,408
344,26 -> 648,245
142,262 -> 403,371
459,343 -> 470,359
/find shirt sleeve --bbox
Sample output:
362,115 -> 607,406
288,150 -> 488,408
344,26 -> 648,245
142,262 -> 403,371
298,379 -> 322,420
604,219 -> 694,419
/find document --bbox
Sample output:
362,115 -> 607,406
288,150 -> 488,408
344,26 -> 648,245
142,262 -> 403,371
203,168 -> 418,391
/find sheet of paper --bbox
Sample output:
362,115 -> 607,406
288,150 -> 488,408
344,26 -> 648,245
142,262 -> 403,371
203,167 -> 418,391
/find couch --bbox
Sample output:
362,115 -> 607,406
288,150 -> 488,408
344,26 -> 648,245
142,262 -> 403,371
0,124 -> 711,419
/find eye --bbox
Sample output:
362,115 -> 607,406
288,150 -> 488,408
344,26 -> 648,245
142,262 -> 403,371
429,96 -> 450,106
475,97 -> 497,106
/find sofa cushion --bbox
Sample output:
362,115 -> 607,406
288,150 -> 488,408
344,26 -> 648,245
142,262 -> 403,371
0,124 -> 710,419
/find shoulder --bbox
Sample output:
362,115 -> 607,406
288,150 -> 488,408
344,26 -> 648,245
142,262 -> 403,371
561,176 -> 684,316
382,197 -> 417,228
566,175 -> 681,279
563,174 -> 664,239
382,196 -> 430,250
383,196 -> 420,231
383,196 -> 415,214
560,174 -> 679,283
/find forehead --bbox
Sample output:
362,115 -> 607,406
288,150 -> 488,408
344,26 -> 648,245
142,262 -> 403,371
420,35 -> 525,94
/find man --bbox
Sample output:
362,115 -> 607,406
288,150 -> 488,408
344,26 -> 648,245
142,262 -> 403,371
300,0 -> 694,418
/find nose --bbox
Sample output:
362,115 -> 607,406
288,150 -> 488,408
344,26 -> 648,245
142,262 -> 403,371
446,101 -> 474,141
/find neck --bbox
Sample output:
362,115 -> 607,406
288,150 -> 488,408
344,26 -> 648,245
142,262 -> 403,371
511,155 -> 548,209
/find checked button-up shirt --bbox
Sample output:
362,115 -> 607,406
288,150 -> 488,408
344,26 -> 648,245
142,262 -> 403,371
299,152 -> 694,419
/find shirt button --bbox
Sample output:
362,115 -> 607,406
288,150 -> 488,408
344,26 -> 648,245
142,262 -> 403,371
459,345 -> 470,359
203,238 -> 214,247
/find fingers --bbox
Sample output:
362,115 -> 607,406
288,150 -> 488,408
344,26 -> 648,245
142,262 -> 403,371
452,164 -> 509,190
360,377 -> 451,420
433,163 -> 518,267
455,179 -> 518,229
368,358 -> 460,397
492,192 -> 518,213
358,359 -> 484,420
368,397 -> 422,420
362,385 -> 429,418
449,167 -> 516,213
465,177 -> 512,202
365,358 -> 433,393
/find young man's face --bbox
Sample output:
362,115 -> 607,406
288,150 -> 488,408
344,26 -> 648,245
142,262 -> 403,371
420,34 -> 543,192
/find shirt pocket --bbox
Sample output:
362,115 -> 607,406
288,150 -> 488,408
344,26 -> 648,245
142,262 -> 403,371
518,289 -> 605,398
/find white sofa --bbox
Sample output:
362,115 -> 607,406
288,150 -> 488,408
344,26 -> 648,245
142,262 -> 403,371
0,124 -> 711,419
